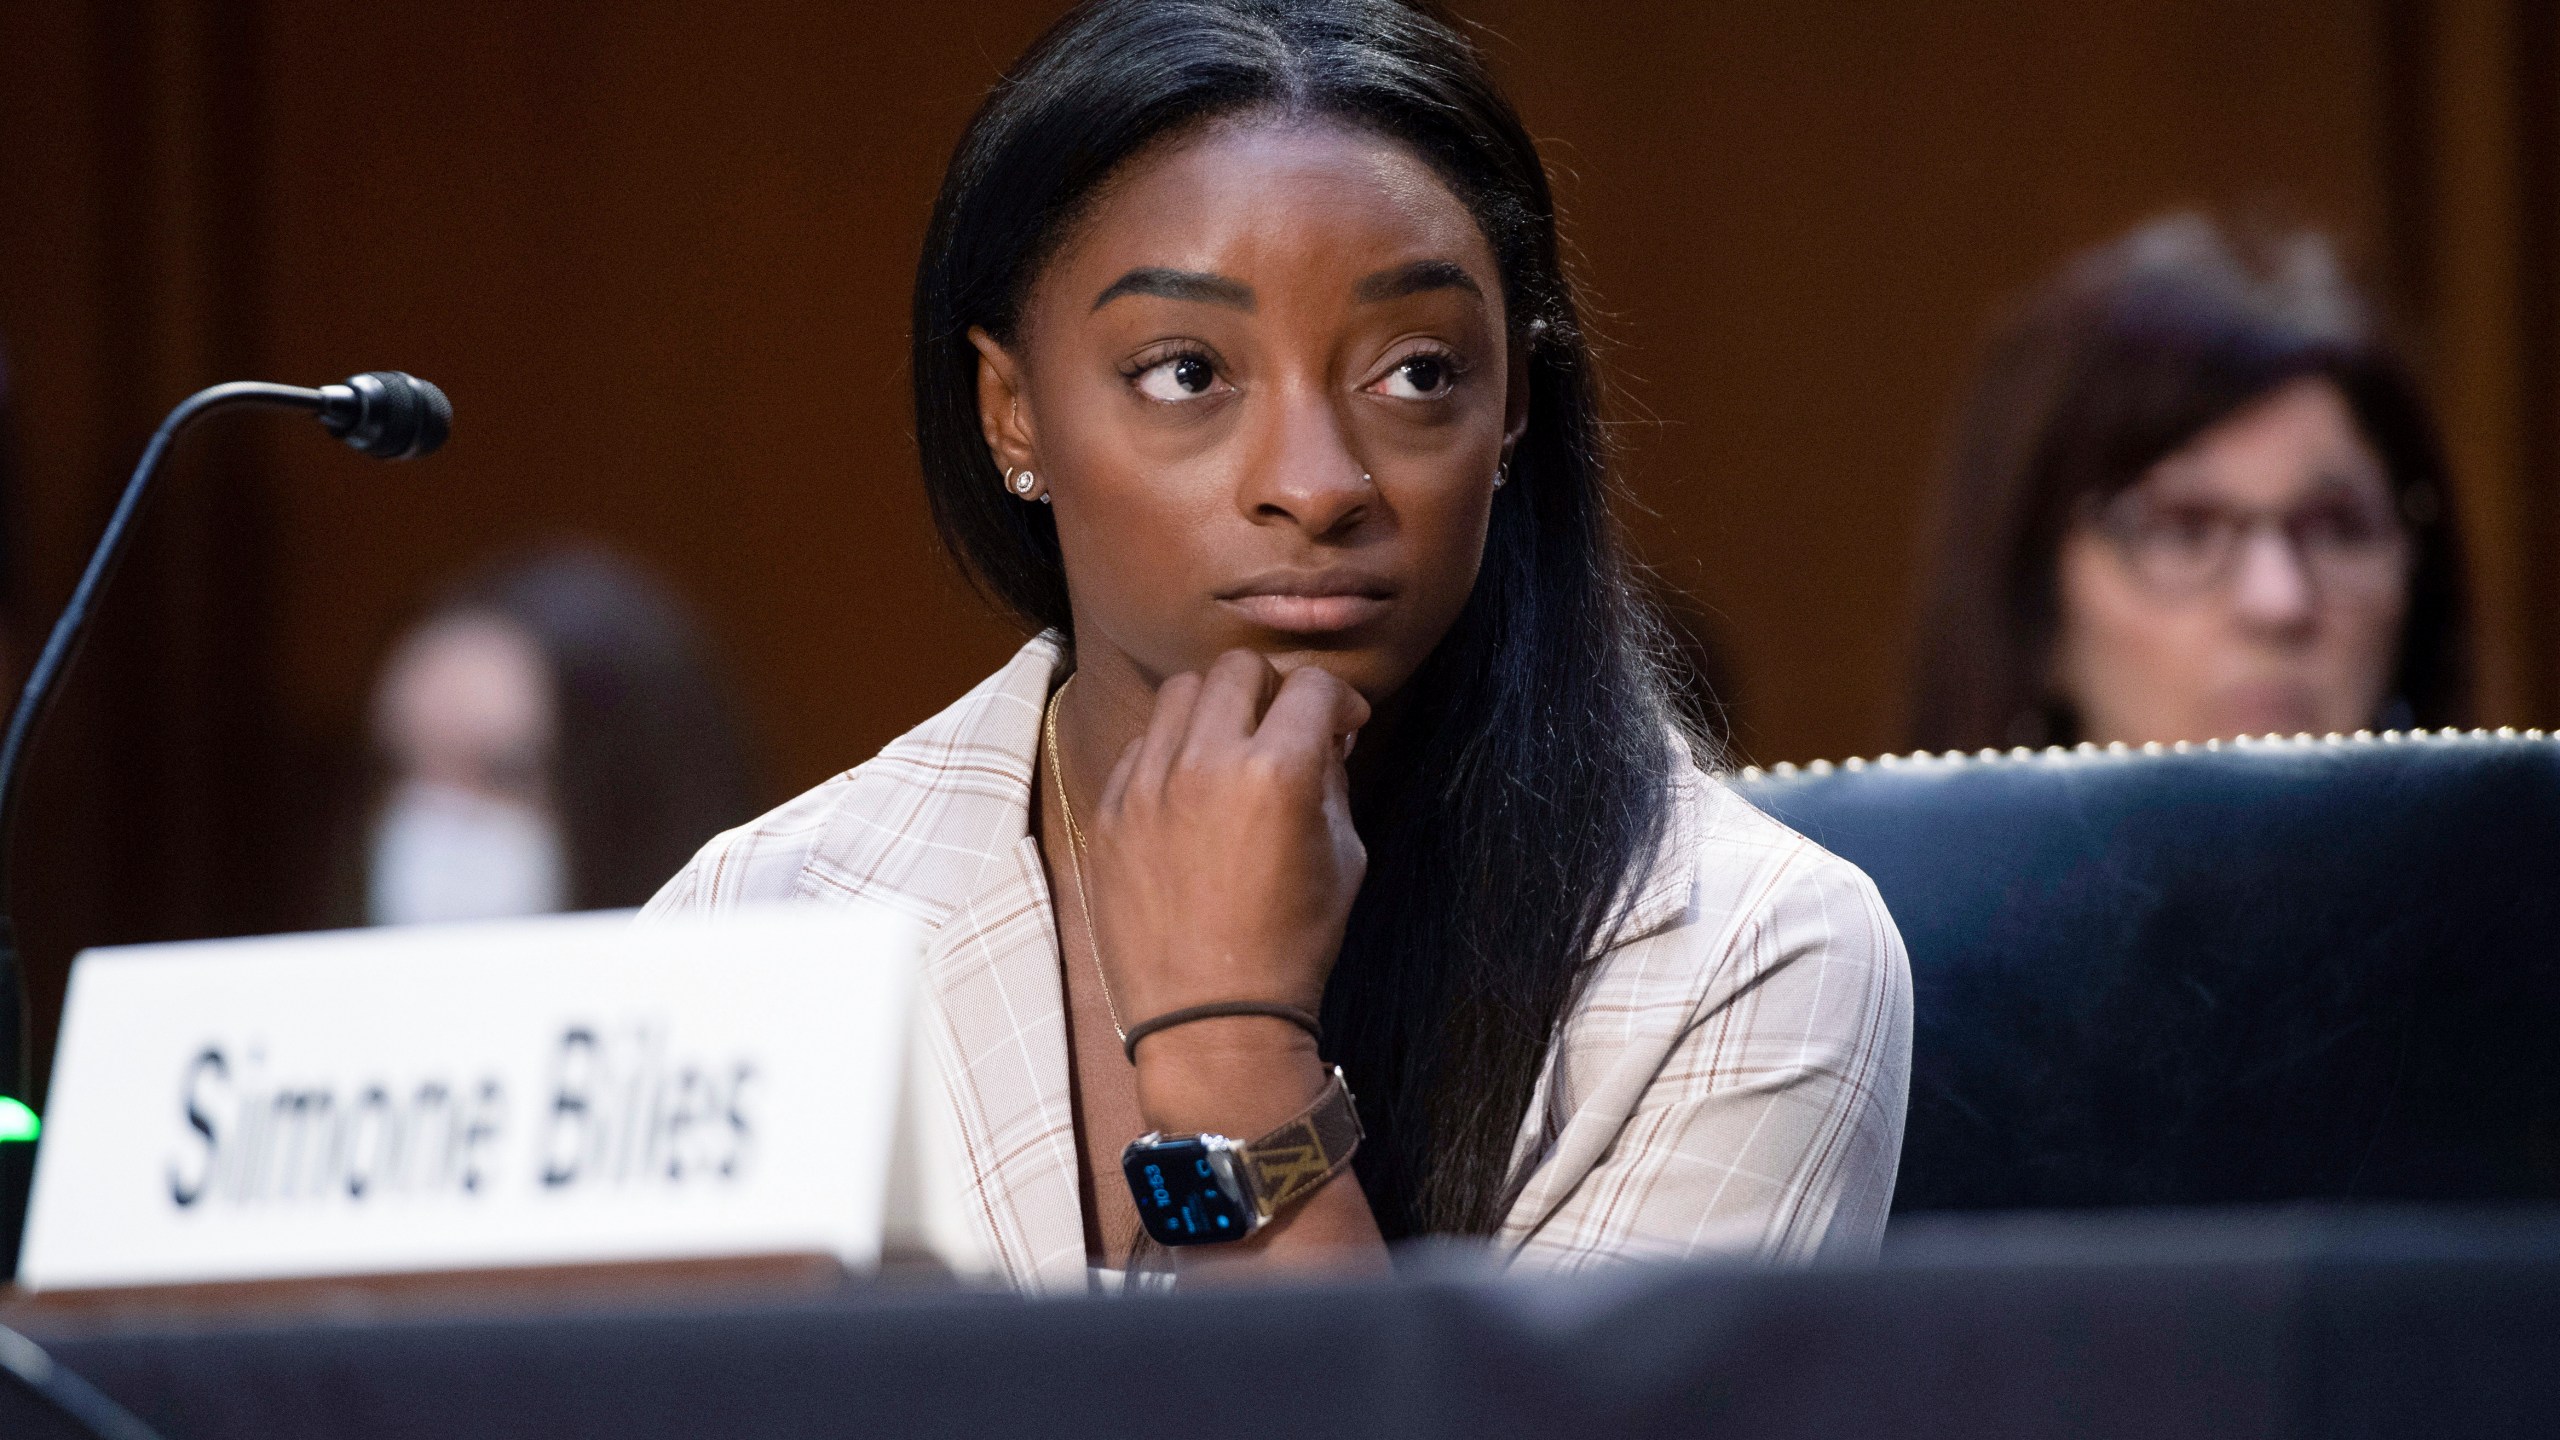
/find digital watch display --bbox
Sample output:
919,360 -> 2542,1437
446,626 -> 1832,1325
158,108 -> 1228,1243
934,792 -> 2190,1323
1123,1136 -> 1258,1245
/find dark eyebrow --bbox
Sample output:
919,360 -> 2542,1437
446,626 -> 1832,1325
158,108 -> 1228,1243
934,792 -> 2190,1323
1093,267 -> 1255,312
1352,259 -> 1482,304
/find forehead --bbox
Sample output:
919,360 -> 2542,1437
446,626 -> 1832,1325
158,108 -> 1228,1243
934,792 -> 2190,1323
1036,115 -> 1498,311
2147,376 -> 2384,504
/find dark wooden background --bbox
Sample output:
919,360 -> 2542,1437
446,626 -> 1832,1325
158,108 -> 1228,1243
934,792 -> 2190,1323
0,0 -> 2552,1090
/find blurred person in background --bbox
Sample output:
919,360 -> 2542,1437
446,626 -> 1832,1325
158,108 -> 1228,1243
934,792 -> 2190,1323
364,543 -> 757,925
1910,213 -> 2471,751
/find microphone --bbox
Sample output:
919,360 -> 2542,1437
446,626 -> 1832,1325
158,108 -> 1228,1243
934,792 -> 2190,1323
318,370 -> 452,460
0,372 -> 450,1146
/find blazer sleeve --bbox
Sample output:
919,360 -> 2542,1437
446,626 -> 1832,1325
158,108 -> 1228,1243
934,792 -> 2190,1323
635,775 -> 854,920
1505,843 -> 1914,1268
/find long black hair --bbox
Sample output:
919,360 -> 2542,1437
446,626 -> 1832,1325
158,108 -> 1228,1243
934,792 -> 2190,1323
912,0 -> 1686,1239
1912,213 -> 2472,751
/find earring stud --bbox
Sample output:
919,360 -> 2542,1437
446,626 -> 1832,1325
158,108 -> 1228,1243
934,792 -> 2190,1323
1010,469 -> 1038,496
1494,462 -> 1509,490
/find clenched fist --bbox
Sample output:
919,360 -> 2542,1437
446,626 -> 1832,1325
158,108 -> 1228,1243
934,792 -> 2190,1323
1086,649 -> 1370,1046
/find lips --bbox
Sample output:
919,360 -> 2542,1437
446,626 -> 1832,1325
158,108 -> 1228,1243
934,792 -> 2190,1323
1217,568 -> 1396,634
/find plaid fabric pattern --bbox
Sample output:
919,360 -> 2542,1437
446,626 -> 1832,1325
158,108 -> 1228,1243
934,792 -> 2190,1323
643,634 -> 1911,1291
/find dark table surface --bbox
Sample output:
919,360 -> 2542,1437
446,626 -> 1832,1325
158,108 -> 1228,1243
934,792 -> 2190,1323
7,1206 -> 2558,1440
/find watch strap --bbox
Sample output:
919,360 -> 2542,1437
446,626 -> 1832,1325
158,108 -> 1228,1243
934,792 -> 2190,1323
1241,1066 -> 1363,1218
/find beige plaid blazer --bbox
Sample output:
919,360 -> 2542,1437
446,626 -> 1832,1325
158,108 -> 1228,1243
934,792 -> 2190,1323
643,634 -> 1910,1292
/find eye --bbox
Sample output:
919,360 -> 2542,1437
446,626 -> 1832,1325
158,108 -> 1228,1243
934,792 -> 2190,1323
2297,500 -> 2396,549
2141,503 -> 2223,553
1131,351 -> 1227,403
1369,350 -> 1461,401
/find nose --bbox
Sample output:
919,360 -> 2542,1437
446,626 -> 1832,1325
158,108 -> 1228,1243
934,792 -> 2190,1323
2228,524 -> 2317,633
1236,385 -> 1377,539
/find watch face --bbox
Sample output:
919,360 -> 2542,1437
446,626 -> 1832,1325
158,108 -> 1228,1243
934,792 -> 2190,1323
1124,1139 -> 1253,1246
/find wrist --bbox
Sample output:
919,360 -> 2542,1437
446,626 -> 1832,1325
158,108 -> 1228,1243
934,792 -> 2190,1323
1131,1016 -> 1328,1137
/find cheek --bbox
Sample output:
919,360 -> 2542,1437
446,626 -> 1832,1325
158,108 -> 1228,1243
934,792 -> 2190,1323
2337,582 -> 2410,659
1024,365 -> 1224,628
1365,419 -> 1500,621
2056,540 -> 2208,691
1053,462 -> 1227,620
1403,482 -> 1492,623
2314,581 -> 2411,696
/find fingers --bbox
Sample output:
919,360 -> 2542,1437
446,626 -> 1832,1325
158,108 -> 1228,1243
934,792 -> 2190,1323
1098,735 -> 1143,815
1254,664 -> 1370,765
1178,650 -> 1280,767
1114,655 -> 1364,815
1124,670 -> 1203,809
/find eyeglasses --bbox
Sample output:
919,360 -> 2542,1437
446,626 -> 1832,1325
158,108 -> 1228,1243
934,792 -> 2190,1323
2085,486 -> 2415,598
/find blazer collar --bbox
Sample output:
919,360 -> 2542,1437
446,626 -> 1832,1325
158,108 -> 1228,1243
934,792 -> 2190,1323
1591,753 -> 1709,952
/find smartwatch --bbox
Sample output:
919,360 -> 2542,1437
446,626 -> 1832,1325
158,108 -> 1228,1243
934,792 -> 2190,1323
1121,1065 -> 1363,1246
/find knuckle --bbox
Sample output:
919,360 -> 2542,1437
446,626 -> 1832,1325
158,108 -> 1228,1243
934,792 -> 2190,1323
1238,749 -> 1289,787
1252,746 -> 1319,787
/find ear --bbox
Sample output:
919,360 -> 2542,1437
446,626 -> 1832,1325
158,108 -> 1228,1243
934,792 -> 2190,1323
969,326 -> 1042,496
1500,328 -> 1532,459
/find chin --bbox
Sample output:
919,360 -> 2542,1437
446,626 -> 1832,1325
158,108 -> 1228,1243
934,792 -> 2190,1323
1257,646 -> 1403,701
2207,691 -> 2329,739
1235,636 -> 1452,709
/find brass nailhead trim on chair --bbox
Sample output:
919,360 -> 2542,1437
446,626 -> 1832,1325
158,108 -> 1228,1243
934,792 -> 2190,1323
1730,727 -> 2555,783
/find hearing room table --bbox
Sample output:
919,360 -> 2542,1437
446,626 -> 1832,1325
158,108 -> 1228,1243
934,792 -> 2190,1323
3,1206 -> 2555,1440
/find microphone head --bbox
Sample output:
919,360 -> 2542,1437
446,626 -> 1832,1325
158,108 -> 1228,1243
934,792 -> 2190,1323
318,371 -> 450,460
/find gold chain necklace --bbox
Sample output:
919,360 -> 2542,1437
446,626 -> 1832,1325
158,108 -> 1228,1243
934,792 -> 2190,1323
1044,679 -> 1128,1042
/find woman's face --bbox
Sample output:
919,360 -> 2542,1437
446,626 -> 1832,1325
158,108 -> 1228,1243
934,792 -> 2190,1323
367,612 -> 567,925
972,115 -> 1523,704
373,612 -> 555,804
2054,376 -> 2412,744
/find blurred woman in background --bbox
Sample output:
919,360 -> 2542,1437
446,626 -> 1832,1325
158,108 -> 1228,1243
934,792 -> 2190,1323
365,544 -> 757,924
1911,213 -> 2471,751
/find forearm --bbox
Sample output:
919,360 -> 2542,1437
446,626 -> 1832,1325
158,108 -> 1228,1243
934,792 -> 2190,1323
1131,1016 -> 1390,1280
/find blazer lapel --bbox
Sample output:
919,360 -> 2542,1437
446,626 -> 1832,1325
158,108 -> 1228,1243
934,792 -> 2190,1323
914,835 -> 1087,1292
791,632 -> 1086,1292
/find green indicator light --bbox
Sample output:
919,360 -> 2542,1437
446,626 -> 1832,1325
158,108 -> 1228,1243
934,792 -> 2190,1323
0,1097 -> 38,1143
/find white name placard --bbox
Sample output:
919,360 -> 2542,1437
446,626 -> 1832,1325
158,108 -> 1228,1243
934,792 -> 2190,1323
19,904 -> 930,1290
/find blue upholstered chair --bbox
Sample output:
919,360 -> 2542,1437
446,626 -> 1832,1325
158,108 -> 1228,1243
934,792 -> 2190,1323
1732,730 -> 2560,1214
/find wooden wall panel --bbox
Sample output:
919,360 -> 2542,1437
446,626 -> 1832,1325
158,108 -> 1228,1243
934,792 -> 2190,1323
249,4 -> 1060,797
2404,0 -> 2560,724
0,0 -> 282,1093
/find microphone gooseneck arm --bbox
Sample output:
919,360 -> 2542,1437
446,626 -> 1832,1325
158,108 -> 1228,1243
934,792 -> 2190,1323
0,372 -> 449,1101
0,383 -> 319,1097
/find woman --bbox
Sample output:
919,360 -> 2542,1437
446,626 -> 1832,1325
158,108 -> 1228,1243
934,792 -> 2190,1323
367,543 -> 757,924
1911,214 -> 2471,751
649,0 -> 1908,1288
